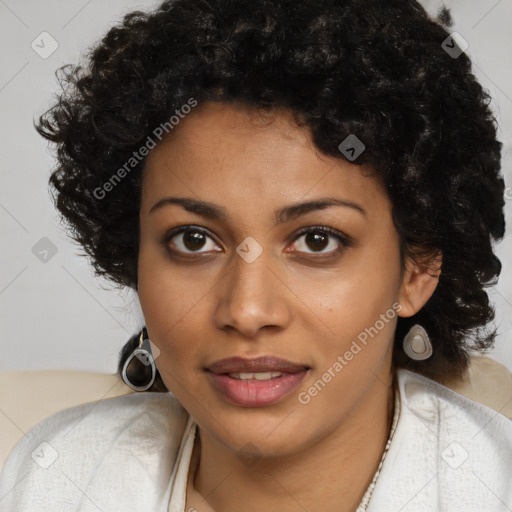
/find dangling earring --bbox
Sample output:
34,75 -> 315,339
403,324 -> 433,361
122,329 -> 157,391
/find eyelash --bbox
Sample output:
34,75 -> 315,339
162,225 -> 351,258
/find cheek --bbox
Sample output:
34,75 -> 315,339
138,268 -> 207,398
311,238 -> 401,313
137,233 -> 211,326
302,239 -> 402,362
137,246 -> 205,368
306,282 -> 398,372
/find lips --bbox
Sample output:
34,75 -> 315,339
206,356 -> 310,407
207,356 -> 309,374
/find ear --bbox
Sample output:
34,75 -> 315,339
397,248 -> 442,318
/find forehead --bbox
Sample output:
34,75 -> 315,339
140,101 -> 389,217
146,101 -> 316,167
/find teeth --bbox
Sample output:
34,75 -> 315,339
228,372 -> 283,380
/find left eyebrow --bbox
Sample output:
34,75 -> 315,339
275,197 -> 367,223
148,196 -> 367,223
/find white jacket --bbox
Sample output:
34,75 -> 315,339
0,369 -> 511,512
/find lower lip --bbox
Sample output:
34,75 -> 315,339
207,370 -> 309,407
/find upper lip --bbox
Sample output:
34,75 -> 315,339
206,356 -> 309,374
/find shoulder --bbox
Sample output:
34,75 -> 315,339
0,392 -> 191,512
397,368 -> 512,467
368,369 -> 512,511
398,367 -> 512,436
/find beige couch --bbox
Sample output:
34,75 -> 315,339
1,356 -> 512,472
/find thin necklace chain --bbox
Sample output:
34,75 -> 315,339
355,389 -> 401,512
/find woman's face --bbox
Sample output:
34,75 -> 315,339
138,101 -> 416,457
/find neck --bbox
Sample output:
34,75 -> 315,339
187,367 -> 397,512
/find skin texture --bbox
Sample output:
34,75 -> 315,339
137,101 -> 440,512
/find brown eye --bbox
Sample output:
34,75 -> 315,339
290,227 -> 349,255
304,232 -> 329,252
183,230 -> 207,251
165,227 -> 222,254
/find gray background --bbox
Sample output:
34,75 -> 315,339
1,0 -> 511,373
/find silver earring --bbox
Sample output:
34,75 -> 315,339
403,324 -> 433,361
122,330 -> 157,391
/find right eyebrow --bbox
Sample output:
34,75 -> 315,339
149,196 -> 228,220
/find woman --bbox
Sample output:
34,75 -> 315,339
1,0 -> 511,510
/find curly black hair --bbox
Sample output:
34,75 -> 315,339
36,0 -> 506,384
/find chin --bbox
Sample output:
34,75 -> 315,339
195,403 -> 322,458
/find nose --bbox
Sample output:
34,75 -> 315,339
213,247 -> 291,338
